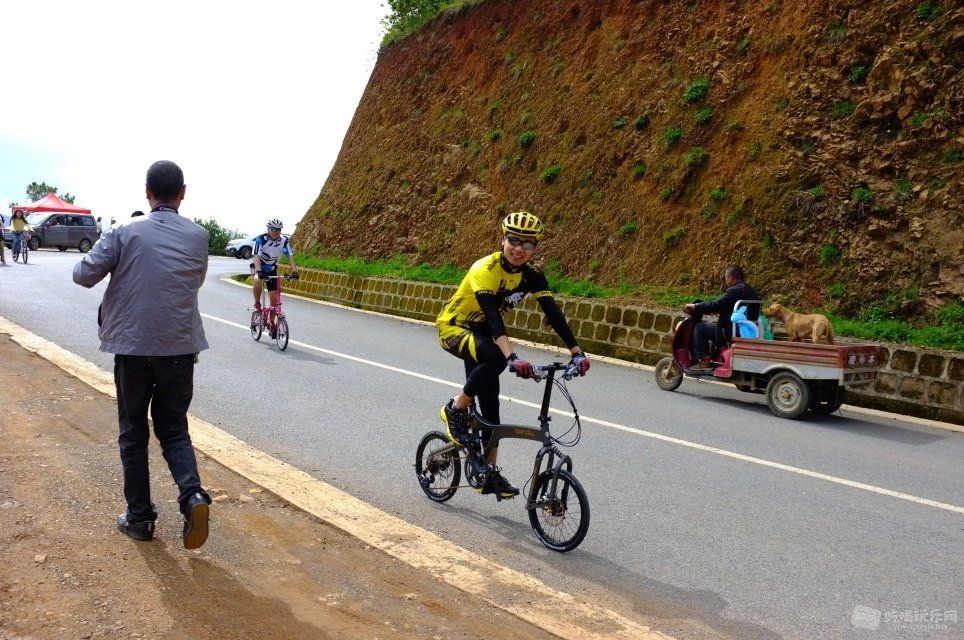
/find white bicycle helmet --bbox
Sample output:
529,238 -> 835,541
266,218 -> 283,230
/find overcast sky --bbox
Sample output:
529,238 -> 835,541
0,0 -> 389,235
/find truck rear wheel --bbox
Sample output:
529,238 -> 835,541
809,384 -> 845,414
765,372 -> 810,419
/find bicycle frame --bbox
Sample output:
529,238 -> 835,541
258,275 -> 285,328
446,363 -> 576,508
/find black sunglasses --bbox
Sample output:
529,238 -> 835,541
505,234 -> 537,251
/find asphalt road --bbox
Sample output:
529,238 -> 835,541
2,251 -> 961,640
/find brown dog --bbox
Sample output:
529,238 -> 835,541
763,303 -> 835,344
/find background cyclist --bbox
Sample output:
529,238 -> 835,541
251,218 -> 299,335
10,210 -> 32,262
436,211 -> 590,498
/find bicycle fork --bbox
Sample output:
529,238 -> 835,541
526,444 -> 573,509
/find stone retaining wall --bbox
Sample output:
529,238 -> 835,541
275,267 -> 964,425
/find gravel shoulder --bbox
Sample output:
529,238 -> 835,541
0,337 -> 557,639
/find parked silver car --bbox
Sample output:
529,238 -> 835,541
225,236 -> 256,259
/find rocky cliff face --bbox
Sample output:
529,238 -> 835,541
294,0 -> 963,318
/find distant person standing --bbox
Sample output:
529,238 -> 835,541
96,216 -> 103,238
73,160 -> 212,549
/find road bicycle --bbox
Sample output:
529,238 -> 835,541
415,362 -> 590,552
249,273 -> 298,351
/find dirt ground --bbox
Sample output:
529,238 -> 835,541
0,337 -> 559,640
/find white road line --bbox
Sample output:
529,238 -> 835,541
204,311 -> 964,515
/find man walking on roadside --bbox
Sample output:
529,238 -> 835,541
73,160 -> 212,549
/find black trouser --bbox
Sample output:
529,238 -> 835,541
114,353 -> 207,523
693,321 -> 727,360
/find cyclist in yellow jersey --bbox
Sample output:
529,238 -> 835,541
437,211 -> 590,498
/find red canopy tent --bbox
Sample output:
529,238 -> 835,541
12,193 -> 91,214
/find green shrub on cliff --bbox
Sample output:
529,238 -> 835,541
382,0 -> 484,46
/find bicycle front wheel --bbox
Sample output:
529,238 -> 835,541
528,469 -> 590,552
275,316 -> 289,351
20,247 -> 28,264
250,310 -> 263,341
415,431 -> 461,502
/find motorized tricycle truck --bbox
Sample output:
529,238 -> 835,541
654,301 -> 884,419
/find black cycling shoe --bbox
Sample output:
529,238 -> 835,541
477,473 -> 520,498
116,513 -> 155,541
440,400 -> 470,446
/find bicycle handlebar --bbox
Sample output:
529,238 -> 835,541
509,361 -> 580,382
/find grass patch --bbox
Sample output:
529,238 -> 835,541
630,162 -> 647,179
611,115 -> 628,129
683,147 -> 707,168
486,129 -> 502,142
895,180 -> 912,201
634,109 -> 653,130
726,121 -> 744,131
830,301 -> 964,350
695,107 -> 714,125
540,164 -> 562,183
683,77 -> 710,103
658,187 -> 673,201
831,102 -> 856,119
826,19 -> 848,43
819,244 -> 842,266
848,64 -> 870,83
663,126 -> 682,144
915,1 -> 944,20
748,141 -> 762,160
808,184 -> 825,199
519,129 -> 536,148
663,226 -> 686,247
851,187 -> 873,202
709,187 -> 728,202
736,36 -> 751,53
298,254 -> 466,285
619,220 -> 638,236
941,149 -> 963,164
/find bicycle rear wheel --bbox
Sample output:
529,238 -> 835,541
250,310 -> 263,341
528,469 -> 590,552
275,316 -> 289,351
415,431 -> 461,502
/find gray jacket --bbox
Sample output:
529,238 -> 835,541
73,209 -> 209,356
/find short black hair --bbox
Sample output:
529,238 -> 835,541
726,265 -> 745,281
145,160 -> 184,202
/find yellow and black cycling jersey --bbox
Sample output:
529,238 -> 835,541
436,252 -> 550,331
436,251 -> 576,349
